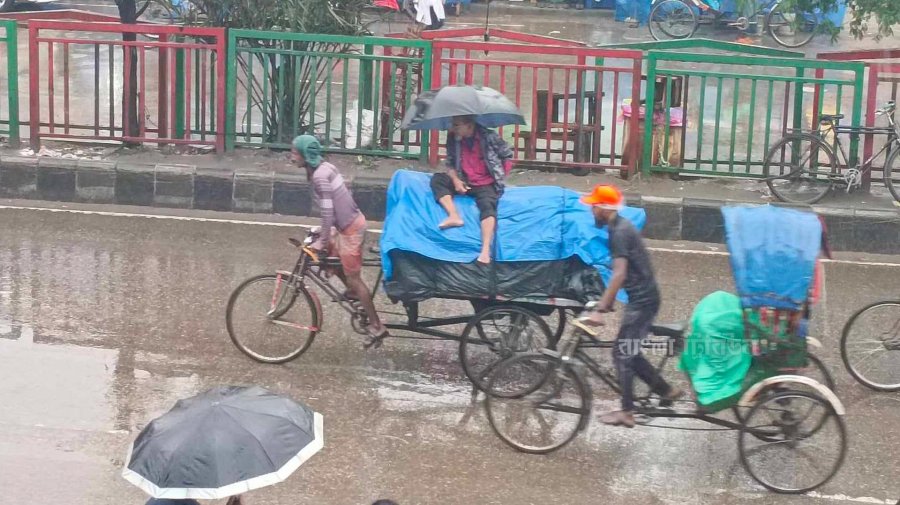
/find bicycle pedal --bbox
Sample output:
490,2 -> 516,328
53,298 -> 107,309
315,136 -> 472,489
363,335 -> 385,350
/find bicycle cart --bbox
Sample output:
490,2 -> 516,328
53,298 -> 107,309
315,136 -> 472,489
226,171 -> 643,391
484,205 -> 847,494
648,0 -> 820,48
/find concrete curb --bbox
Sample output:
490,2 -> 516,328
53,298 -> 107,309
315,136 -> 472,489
2,156 -> 898,255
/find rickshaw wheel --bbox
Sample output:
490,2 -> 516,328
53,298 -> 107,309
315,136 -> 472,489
485,353 -> 590,454
459,305 -> 555,392
732,353 -> 835,439
739,390 -> 847,494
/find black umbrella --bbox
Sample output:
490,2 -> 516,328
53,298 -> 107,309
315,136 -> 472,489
123,386 -> 324,500
401,85 -> 527,130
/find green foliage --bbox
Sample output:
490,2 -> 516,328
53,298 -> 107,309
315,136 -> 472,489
732,0 -> 899,40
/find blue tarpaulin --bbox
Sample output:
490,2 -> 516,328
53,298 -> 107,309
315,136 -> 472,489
723,206 -> 821,310
380,170 -> 646,301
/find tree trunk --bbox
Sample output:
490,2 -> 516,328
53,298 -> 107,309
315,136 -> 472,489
116,0 -> 141,145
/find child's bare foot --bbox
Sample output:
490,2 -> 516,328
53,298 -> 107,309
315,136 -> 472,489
476,252 -> 491,264
439,217 -> 464,229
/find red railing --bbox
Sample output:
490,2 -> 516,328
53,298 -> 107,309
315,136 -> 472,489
814,48 -> 900,190
428,40 -> 643,175
28,21 -> 227,151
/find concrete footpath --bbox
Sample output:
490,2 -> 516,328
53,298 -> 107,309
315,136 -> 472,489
1,147 -> 899,254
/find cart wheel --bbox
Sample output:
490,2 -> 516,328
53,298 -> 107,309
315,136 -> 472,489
459,305 -> 555,392
549,308 -> 568,342
485,353 -> 590,454
732,353 -> 835,433
649,0 -> 698,41
739,390 -> 846,494
226,274 -> 319,364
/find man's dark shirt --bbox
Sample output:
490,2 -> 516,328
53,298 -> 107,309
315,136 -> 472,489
608,215 -> 660,308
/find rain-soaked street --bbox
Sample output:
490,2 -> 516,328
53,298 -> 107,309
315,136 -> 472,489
1,200 -> 898,504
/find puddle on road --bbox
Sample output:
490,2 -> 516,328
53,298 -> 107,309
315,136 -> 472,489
0,319 -> 118,432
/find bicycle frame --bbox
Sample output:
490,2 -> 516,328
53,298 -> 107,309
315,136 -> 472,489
545,328 -> 749,430
826,115 -> 900,175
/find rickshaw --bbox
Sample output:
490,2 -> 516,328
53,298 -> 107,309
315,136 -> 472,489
225,170 -> 636,392
484,205 -> 847,494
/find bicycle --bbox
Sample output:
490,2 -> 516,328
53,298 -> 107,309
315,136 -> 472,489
649,0 -> 820,48
840,300 -> 900,392
764,101 -> 900,204
484,303 -> 842,493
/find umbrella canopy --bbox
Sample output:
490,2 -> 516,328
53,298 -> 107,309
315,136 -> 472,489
401,85 -> 527,130
123,386 -> 324,500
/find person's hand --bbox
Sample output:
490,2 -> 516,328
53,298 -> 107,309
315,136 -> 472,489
580,311 -> 605,327
453,179 -> 470,194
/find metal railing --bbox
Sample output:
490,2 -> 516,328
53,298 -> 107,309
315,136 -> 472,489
27,21 -> 227,151
0,19 -> 20,146
225,30 -> 432,158
643,51 -> 864,177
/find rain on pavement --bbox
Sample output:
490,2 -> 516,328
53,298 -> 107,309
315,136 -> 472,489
0,202 -> 898,504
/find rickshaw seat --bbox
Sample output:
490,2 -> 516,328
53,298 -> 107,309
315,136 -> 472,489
650,321 -> 687,339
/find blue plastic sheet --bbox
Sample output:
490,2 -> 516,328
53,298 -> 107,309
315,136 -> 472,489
380,170 -> 646,300
723,206 -> 822,310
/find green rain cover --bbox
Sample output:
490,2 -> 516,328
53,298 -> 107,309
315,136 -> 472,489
679,291 -> 751,407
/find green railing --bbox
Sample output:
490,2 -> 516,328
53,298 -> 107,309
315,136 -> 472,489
643,51 -> 865,177
599,38 -> 805,59
0,20 -> 20,146
225,30 -> 432,158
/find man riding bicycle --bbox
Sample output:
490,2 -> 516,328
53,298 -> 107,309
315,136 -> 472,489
291,135 -> 388,342
580,184 -> 683,428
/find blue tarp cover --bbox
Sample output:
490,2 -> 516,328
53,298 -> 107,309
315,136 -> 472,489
380,170 -> 646,300
723,206 -> 821,310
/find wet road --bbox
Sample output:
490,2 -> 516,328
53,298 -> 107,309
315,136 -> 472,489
0,201 -> 898,504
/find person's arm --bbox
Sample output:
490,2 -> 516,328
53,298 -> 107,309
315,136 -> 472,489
445,132 -> 468,192
597,257 -> 627,311
311,171 -> 334,251
488,129 -> 514,176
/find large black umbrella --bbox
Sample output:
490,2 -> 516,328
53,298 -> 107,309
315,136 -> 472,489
123,386 -> 324,500
401,85 -> 527,130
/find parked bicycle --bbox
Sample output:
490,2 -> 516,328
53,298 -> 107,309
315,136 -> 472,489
840,300 -> 900,392
764,101 -> 900,204
649,0 -> 820,48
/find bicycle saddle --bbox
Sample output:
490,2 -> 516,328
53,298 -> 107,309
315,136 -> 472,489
650,321 -> 687,339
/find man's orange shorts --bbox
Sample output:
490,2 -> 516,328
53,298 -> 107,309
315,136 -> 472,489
328,214 -> 367,275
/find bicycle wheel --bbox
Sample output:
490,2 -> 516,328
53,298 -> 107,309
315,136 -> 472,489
459,305 -> 556,392
226,274 -> 320,364
649,0 -> 698,41
883,145 -> 900,203
840,300 -> 900,392
485,353 -> 590,454
739,390 -> 846,494
764,133 -> 836,204
766,2 -> 819,48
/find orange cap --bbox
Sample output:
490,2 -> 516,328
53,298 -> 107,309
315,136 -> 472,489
580,184 -> 624,210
